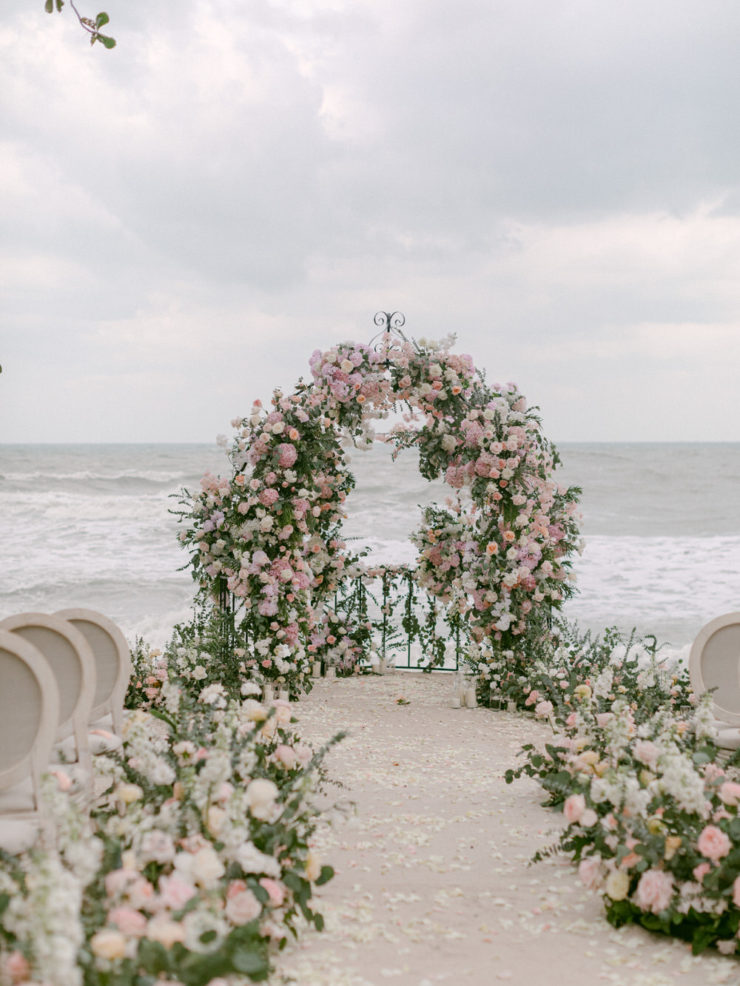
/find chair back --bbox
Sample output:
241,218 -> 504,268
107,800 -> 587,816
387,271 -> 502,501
0,629 -> 60,796
689,612 -> 740,725
55,608 -> 132,734
0,613 -> 96,771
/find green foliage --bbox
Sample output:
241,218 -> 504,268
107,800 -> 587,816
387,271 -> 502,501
44,0 -> 116,49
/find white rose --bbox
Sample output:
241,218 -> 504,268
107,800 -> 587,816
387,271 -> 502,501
191,846 -> 225,888
271,421 -> 285,434
605,869 -> 630,901
245,778 -> 279,820
147,915 -> 186,948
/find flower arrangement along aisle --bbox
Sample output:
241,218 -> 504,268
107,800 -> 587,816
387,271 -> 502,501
176,320 -> 582,695
0,644 -> 338,986
505,620 -> 740,959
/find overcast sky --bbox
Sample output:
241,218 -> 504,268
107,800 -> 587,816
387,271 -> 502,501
2,0 -> 740,443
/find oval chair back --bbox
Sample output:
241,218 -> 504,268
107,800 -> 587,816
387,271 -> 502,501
0,629 -> 60,807
0,613 -> 96,774
55,608 -> 132,735
689,612 -> 740,725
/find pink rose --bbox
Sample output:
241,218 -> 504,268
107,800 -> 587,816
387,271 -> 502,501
534,700 -> 553,718
158,874 -> 196,910
274,744 -> 298,769
578,856 -> 603,890
635,869 -> 673,914
109,906 -> 147,937
632,740 -> 659,768
225,889 -> 262,925
693,862 -> 711,883
719,781 -> 740,806
563,794 -> 586,824
3,951 -> 30,983
697,824 -> 731,862
259,878 -> 286,907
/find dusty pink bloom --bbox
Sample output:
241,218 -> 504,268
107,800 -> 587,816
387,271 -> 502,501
697,824 -> 731,861
719,781 -> 740,806
632,740 -> 659,767
225,889 -> 262,925
694,862 -> 711,882
3,951 -> 30,983
259,488 -> 279,507
524,690 -> 539,707
109,906 -> 147,937
274,744 -> 298,769
277,443 -> 297,468
259,878 -> 286,907
158,874 -> 197,910
635,869 -> 673,914
578,856 -> 603,889
563,794 -> 586,824
534,700 -> 553,718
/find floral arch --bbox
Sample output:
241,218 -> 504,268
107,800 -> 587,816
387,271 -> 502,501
179,315 -> 581,700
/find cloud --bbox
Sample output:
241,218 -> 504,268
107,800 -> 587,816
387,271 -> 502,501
1,0 -> 740,441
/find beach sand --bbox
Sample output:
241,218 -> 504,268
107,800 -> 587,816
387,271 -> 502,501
275,673 -> 737,986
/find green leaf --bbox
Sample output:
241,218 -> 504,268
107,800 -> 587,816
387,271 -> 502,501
313,911 -> 325,932
95,10 -> 109,26
100,34 -> 117,49
315,864 -> 334,886
45,0 -> 54,12
232,947 -> 269,978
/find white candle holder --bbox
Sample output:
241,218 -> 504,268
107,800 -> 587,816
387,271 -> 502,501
312,661 -> 321,677
464,685 -> 478,709
325,666 -> 336,679
378,657 -> 387,675
278,689 -> 290,703
262,683 -> 274,703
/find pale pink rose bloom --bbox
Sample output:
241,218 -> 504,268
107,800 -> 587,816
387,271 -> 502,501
535,700 -> 553,718
563,794 -> 586,824
524,690 -> 539,707
566,712 -> 578,728
105,868 -> 137,897
127,877 -> 156,910
632,740 -> 659,768
578,856 -> 603,890
259,877 -> 286,907
693,861 -> 711,883
274,745 -> 298,769
697,824 -> 731,861
3,951 -> 30,982
146,915 -> 186,949
109,906 -> 147,937
580,809 -> 598,828
595,713 -> 613,728
719,781 -> 740,806
225,889 -> 262,925
635,869 -> 673,914
158,874 -> 197,910
733,875 -> 740,907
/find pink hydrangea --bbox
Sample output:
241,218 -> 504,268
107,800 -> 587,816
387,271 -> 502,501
277,443 -> 297,468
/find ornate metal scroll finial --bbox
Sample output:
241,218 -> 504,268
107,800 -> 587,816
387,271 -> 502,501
373,311 -> 406,334
370,311 -> 407,351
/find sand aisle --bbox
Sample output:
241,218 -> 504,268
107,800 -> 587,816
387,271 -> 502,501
275,673 -> 737,986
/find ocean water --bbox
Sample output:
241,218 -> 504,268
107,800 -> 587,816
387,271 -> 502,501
1,442 -> 738,658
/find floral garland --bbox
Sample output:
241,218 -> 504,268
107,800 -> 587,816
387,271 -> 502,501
177,330 -> 581,694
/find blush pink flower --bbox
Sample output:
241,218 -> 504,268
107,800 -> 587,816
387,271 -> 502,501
109,906 -> 147,937
578,856 -> 603,890
693,862 -> 711,883
259,878 -> 286,907
635,869 -> 673,914
563,794 -> 586,824
225,889 -> 262,925
277,443 -> 297,468
158,874 -> 197,910
719,781 -> 740,806
697,824 -> 731,861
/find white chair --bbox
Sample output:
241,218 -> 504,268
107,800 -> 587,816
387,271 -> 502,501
0,629 -> 60,853
0,613 -> 96,785
689,612 -> 740,750
55,608 -> 131,745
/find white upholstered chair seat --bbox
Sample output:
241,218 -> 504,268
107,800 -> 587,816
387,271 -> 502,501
0,777 -> 35,813
689,613 -> 740,752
